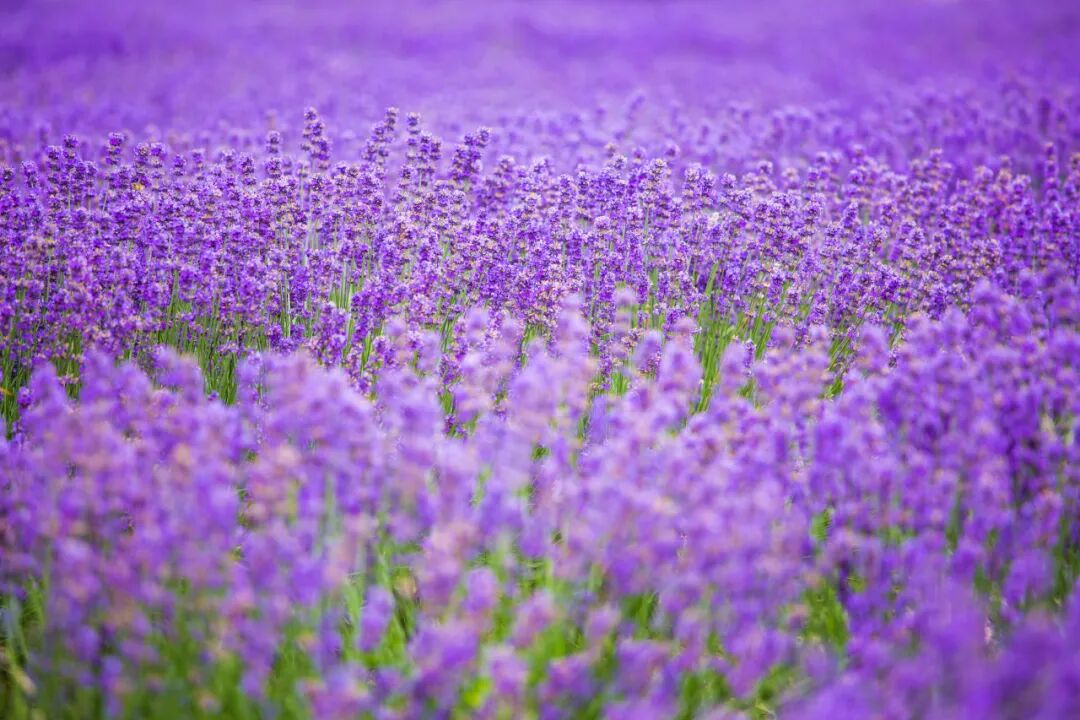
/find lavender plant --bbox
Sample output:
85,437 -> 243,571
1,0 -> 1078,718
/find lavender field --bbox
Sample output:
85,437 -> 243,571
1,0 -> 1079,717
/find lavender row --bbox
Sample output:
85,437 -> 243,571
5,0 -> 1077,137
3,275 -> 1078,717
3,88 -> 1079,420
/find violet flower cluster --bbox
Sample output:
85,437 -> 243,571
1,1 -> 1079,718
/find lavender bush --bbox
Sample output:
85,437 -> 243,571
1,1 -> 1078,718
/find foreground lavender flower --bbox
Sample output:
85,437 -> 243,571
2,277 -> 1078,717
1,0 -> 1079,717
